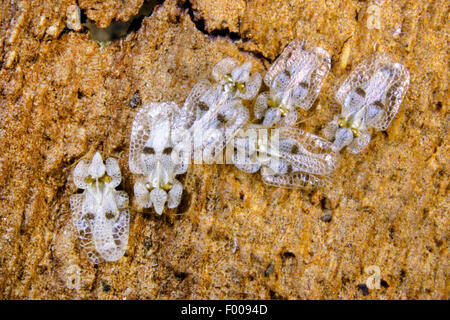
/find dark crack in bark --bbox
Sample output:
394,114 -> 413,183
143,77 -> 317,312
79,0 -> 164,42
180,0 -> 272,66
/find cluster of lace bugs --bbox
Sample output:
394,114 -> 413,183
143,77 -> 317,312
70,39 -> 410,263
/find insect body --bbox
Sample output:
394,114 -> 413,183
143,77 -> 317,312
182,58 -> 261,162
324,53 -> 410,153
212,57 -> 262,101
129,102 -> 191,214
70,152 -> 129,263
254,40 -> 331,127
233,125 -> 340,188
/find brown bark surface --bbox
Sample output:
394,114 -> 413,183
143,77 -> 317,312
0,0 -> 448,299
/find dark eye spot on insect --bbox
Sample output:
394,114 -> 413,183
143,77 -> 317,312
299,82 -> 309,89
84,213 -> 95,220
373,100 -> 384,109
105,212 -> 115,220
163,147 -> 173,155
285,52 -> 293,61
143,147 -> 155,154
356,87 -> 366,98
198,102 -> 209,111
217,113 -> 227,124
286,165 -> 293,174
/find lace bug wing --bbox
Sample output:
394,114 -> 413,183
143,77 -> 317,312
367,57 -> 410,131
89,190 -> 129,262
134,177 -> 152,208
129,102 -> 178,174
219,101 -> 250,148
346,131 -> 372,154
129,103 -> 156,175
70,193 -> 101,264
191,93 -> 249,161
212,57 -> 239,82
105,157 -> 121,188
335,54 -> 377,117
253,91 -> 270,120
181,79 -> 213,122
260,127 -> 338,189
276,127 -> 340,175
232,131 -> 261,173
206,103 -> 249,162
323,118 -> 339,141
261,170 -> 328,189
108,191 -> 129,260
264,39 -> 305,88
72,160 -> 91,189
290,46 -> 331,111
167,180 -> 183,209
233,157 -> 261,173
240,70 -> 262,100
336,53 -> 409,128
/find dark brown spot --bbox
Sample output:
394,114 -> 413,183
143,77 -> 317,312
299,82 -> 309,89
143,146 -> 155,154
176,191 -> 191,214
198,101 -> 209,111
357,283 -> 370,296
321,197 -> 332,210
320,213 -> 332,222
356,87 -> 366,98
269,290 -> 285,300
286,165 -> 293,174
163,147 -> 173,155
281,251 -> 295,259
264,263 -> 275,276
84,213 -> 95,220
105,212 -> 115,220
373,100 -> 384,109
143,238 -> 153,250
400,269 -> 406,282
291,144 -> 299,154
174,270 -> 188,281
217,113 -> 227,124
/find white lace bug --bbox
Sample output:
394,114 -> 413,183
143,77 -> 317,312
129,102 -> 192,215
211,57 -> 262,101
70,152 -> 129,264
182,58 -> 262,162
233,125 -> 340,188
323,52 -> 410,153
254,39 -> 331,127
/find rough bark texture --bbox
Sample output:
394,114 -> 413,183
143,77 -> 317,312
0,0 -> 448,299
